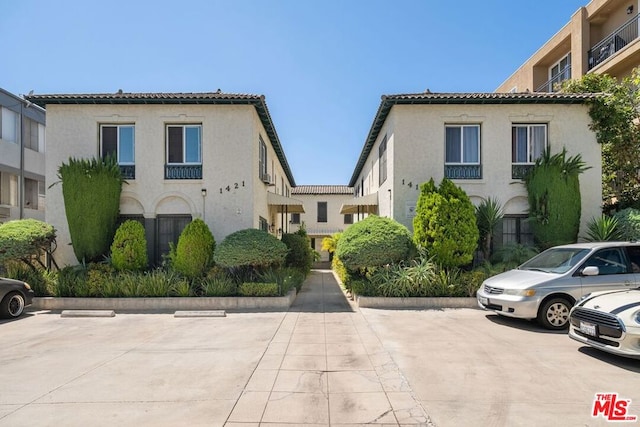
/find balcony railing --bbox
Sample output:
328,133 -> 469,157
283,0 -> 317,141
165,164 -> 202,180
119,165 -> 135,180
535,65 -> 571,92
512,164 -> 534,180
588,14 -> 639,70
444,164 -> 482,179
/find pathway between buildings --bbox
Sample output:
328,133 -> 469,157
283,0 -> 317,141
225,269 -> 433,426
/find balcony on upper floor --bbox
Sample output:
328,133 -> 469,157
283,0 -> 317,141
588,14 -> 639,70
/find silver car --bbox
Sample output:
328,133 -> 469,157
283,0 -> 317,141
477,242 -> 640,329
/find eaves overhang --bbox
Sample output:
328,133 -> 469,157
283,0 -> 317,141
347,92 -> 598,187
26,92 -> 296,186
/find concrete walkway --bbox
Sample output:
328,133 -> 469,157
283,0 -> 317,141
226,269 -> 432,426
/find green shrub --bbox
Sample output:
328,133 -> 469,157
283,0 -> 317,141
332,255 -> 349,285
583,215 -> 623,241
491,243 -> 539,266
57,156 -> 123,263
336,215 -> 414,271
259,267 -> 305,295
56,266 -> 89,297
111,220 -> 148,271
525,148 -> 589,249
201,273 -> 237,296
0,219 -> 56,268
214,229 -> 289,275
413,178 -> 479,268
613,208 -> 640,240
4,261 -> 56,296
281,233 -> 313,273
135,270 -> 184,297
170,219 -> 215,279
238,282 -> 279,297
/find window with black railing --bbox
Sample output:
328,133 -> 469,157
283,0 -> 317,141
588,14 -> 639,70
512,124 -> 547,179
101,124 -> 135,179
165,124 -> 202,180
444,124 -> 482,179
536,54 -> 571,92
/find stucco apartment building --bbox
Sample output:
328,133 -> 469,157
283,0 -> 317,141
289,185 -> 359,261
347,92 -> 602,247
497,0 -> 640,93
28,92 -> 302,266
0,88 -> 46,222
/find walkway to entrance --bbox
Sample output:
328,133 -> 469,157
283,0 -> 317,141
226,269 -> 432,425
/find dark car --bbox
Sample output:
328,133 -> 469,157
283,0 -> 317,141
0,278 -> 34,318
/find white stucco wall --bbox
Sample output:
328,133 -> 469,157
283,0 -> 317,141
353,102 -> 601,240
45,103 -> 292,266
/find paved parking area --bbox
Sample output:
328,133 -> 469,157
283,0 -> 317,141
1,270 -> 639,426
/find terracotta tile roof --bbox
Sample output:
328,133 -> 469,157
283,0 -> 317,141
348,91 -> 599,186
292,185 -> 353,195
26,91 -> 296,186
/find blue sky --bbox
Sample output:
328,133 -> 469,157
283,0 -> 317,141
2,0 -> 587,185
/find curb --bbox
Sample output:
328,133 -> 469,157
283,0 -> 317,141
356,296 -> 479,309
32,289 -> 297,312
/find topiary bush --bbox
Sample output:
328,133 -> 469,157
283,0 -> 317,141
170,218 -> 215,279
57,156 -> 123,263
613,208 -> 640,240
525,148 -> 589,249
238,282 -> 279,297
214,228 -> 289,271
413,178 -> 479,268
111,220 -> 148,271
281,233 -> 313,274
335,215 -> 414,271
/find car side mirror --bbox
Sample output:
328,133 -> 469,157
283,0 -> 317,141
581,266 -> 600,276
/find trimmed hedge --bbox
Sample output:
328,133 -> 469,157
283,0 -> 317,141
281,233 -> 313,273
214,228 -> 288,268
238,282 -> 279,296
335,215 -> 414,271
111,220 -> 147,271
171,218 -> 215,278
0,219 -> 56,266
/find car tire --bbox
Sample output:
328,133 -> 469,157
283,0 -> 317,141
537,297 -> 572,330
0,292 -> 26,318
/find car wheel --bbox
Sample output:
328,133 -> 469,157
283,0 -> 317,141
538,297 -> 572,330
0,292 -> 26,318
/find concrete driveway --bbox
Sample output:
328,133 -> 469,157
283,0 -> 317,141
1,270 -> 639,426
362,308 -> 640,427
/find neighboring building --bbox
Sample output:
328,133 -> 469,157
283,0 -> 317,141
348,92 -> 602,247
0,88 -> 46,222
290,185 -> 355,261
27,92 -> 302,266
497,0 -> 640,93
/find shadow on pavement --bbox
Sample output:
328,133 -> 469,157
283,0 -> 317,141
485,313 -> 567,334
577,346 -> 640,372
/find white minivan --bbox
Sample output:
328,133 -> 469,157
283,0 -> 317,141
476,242 -> 640,329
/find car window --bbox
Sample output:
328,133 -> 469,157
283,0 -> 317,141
625,245 -> 640,273
520,248 -> 590,273
582,248 -> 629,275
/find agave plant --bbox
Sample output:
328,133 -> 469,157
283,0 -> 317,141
475,197 -> 504,260
583,215 -> 623,242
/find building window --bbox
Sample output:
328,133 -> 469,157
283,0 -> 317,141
317,202 -> 327,223
502,215 -> 534,246
549,54 -> 571,92
259,136 -> 267,181
259,216 -> 269,232
344,213 -> 353,224
24,178 -> 39,210
0,172 -> 18,206
291,213 -> 300,224
512,124 -> 547,179
101,125 -> 135,179
378,136 -> 387,185
22,117 -> 39,151
1,108 -> 18,144
445,125 -> 481,179
165,125 -> 202,179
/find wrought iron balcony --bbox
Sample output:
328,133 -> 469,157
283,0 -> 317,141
444,164 -> 482,179
165,164 -> 202,180
512,164 -> 533,180
119,165 -> 135,180
535,65 -> 571,92
588,14 -> 639,70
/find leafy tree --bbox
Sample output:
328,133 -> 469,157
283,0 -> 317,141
613,208 -> 640,240
111,220 -> 148,271
561,70 -> 640,208
525,148 -> 589,249
170,218 -> 215,279
413,178 -> 478,268
0,219 -> 56,269
335,215 -> 414,271
56,156 -> 123,263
